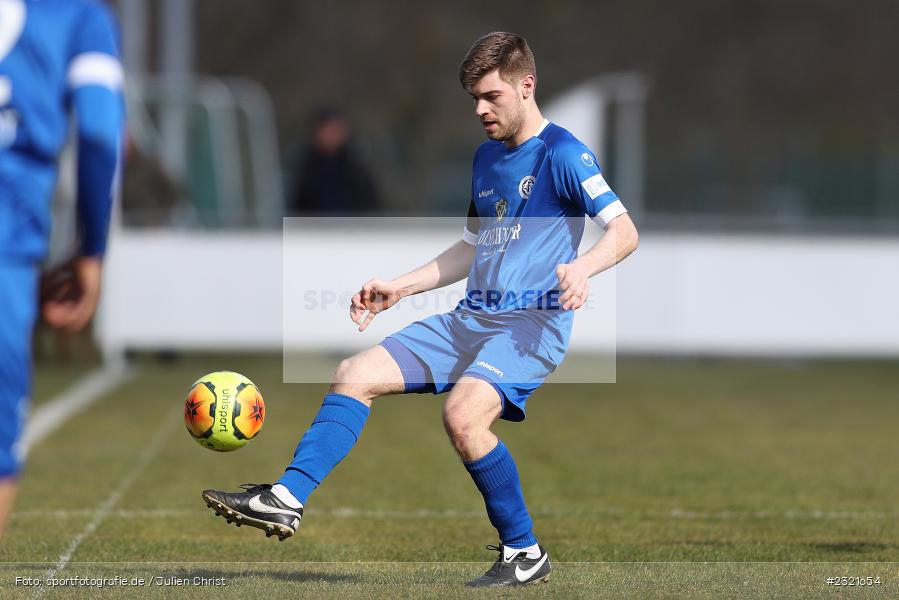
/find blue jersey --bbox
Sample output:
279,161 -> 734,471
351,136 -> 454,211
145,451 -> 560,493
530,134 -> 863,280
0,0 -> 124,261
460,120 -> 627,360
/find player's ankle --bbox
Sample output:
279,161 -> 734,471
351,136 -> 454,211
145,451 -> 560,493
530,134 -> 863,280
504,541 -> 541,560
271,483 -> 303,509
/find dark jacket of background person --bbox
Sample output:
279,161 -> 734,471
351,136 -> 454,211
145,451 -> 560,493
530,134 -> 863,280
290,110 -> 380,215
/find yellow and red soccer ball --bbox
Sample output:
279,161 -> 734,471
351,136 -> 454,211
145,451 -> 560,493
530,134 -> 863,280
184,371 -> 265,451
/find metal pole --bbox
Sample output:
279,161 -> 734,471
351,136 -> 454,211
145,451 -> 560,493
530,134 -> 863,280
605,73 -> 649,221
159,0 -> 194,178
615,96 -> 646,220
119,0 -> 148,76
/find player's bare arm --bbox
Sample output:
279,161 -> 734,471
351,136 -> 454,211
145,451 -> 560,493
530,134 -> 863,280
557,213 -> 639,310
350,239 -> 475,331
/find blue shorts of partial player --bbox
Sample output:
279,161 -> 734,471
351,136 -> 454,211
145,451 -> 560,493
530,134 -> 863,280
380,309 -> 564,422
0,260 -> 39,478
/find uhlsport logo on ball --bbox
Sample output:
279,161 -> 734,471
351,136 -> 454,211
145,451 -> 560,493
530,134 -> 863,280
184,371 -> 265,451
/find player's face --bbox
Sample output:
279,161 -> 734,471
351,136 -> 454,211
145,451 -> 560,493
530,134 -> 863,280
469,69 -> 525,142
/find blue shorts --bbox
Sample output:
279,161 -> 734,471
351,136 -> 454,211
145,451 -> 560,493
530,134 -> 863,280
0,261 -> 38,478
380,310 -> 560,422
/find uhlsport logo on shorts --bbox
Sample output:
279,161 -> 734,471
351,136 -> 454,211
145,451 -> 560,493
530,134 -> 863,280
476,361 -> 504,378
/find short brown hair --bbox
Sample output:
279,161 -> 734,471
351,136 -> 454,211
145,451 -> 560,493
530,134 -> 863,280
459,32 -> 536,90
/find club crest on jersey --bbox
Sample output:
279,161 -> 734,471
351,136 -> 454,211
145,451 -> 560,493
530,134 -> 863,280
494,198 -> 508,223
518,175 -> 536,200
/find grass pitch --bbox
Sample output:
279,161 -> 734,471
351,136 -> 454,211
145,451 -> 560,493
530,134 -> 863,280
2,355 -> 898,598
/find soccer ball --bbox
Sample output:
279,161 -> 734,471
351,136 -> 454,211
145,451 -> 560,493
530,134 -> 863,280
183,371 -> 265,451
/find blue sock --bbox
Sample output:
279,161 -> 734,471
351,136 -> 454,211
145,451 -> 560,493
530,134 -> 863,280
276,393 -> 370,504
464,441 -> 538,548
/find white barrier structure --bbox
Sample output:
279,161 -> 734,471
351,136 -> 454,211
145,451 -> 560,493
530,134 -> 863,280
96,227 -> 899,359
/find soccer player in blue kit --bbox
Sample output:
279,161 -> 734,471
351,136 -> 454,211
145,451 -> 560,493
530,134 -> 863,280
0,0 -> 124,537
204,32 -> 638,587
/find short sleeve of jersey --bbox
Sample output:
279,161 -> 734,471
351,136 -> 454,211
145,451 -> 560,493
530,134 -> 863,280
67,2 -> 124,91
551,141 -> 627,227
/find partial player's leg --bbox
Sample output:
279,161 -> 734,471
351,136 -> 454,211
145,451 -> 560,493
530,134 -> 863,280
202,345 -> 404,539
275,344 -> 404,500
442,376 -> 502,461
0,480 -> 16,538
0,261 -> 38,540
443,379 -> 550,587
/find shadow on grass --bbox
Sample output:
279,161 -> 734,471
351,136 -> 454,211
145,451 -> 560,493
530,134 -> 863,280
669,540 -> 734,546
172,568 -> 362,584
809,542 -> 894,554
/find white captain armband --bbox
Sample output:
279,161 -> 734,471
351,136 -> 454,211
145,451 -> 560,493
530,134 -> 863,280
591,200 -> 628,228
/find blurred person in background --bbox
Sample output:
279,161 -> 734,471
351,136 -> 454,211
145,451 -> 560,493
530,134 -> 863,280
289,107 -> 380,214
0,0 -> 124,537
120,137 -> 184,226
203,32 -> 638,587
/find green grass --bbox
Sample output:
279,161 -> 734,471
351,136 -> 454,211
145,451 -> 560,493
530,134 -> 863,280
2,355 -> 898,598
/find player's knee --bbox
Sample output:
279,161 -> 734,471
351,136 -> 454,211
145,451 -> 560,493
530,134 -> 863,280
331,355 -> 376,401
442,404 -> 478,454
333,356 -> 357,382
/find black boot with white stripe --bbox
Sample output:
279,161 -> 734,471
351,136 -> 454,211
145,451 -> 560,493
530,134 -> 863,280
465,543 -> 552,587
202,483 -> 302,541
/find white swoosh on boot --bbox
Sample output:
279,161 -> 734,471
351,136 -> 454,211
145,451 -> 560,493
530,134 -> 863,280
248,495 -> 302,519
514,553 -> 548,582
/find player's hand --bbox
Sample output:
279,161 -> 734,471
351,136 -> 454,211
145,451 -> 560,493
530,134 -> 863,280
350,278 -> 405,332
556,261 -> 590,310
40,256 -> 103,332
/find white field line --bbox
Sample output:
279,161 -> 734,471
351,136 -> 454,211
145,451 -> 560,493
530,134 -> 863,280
13,506 -> 898,522
21,362 -> 135,457
36,411 -> 175,597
